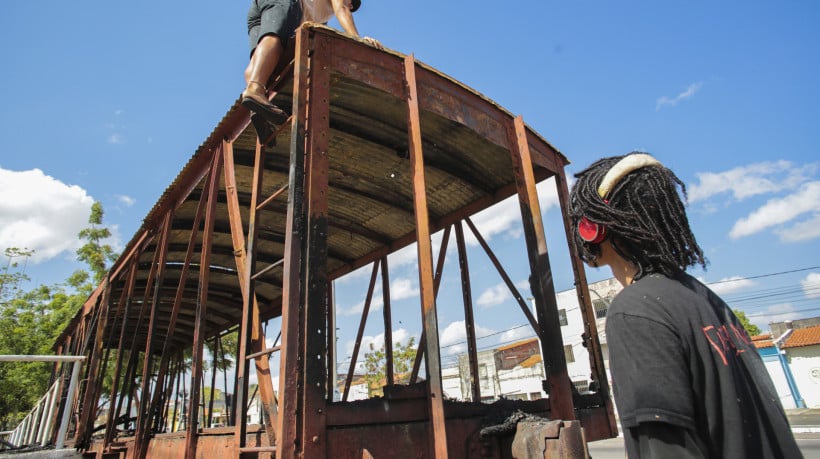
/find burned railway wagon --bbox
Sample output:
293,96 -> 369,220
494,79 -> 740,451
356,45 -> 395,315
45,24 -> 616,458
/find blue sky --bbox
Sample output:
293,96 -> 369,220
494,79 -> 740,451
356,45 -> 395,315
1,1 -> 819,373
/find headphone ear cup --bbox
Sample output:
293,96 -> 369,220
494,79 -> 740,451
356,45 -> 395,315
578,217 -> 607,244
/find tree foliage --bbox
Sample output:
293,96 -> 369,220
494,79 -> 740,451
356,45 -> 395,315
77,201 -> 118,284
362,337 -> 417,397
734,309 -> 762,337
0,202 -> 119,429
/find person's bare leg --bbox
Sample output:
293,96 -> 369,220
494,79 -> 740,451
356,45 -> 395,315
243,34 -> 283,100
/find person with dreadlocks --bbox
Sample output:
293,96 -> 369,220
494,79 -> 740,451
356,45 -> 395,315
569,152 -> 801,458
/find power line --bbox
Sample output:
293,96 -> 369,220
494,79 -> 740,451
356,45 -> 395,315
705,266 -> 819,285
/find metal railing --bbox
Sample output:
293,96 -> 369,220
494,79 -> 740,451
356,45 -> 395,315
0,355 -> 86,451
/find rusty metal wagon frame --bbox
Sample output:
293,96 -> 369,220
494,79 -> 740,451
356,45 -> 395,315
44,24 -> 616,458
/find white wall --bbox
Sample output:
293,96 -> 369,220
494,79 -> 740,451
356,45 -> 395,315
786,345 -> 820,408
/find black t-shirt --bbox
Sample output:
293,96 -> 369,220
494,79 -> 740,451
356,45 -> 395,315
606,273 -> 802,458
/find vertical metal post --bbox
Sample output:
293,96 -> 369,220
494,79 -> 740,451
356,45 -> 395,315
56,359 -> 84,448
343,262 -> 380,401
404,54 -> 449,458
507,116 -> 575,420
223,139 -> 279,445
554,168 -> 618,434
410,225 -> 451,384
276,26 -> 311,459
40,380 -> 60,446
134,212 -> 173,458
381,257 -> 394,386
74,277 -> 112,449
234,125 -> 268,451
455,222 -> 481,402
104,259 -> 140,446
185,148 -> 223,459
300,30 -> 331,459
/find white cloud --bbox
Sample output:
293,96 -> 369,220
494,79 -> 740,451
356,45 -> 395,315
656,82 -> 703,111
439,320 -> 495,356
339,294 -> 383,316
108,133 -> 124,145
702,276 -> 756,295
116,194 -> 136,207
465,178 -> 559,246
390,277 -> 420,300
775,214 -> 820,243
729,181 -> 820,239
476,283 -> 509,308
498,326 -> 535,345
0,167 -> 94,262
801,273 -> 820,299
749,303 -> 801,331
689,161 -> 816,203
338,277 -> 419,316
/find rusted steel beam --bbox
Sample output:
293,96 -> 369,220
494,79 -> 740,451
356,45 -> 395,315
404,54 -> 449,459
234,134 -> 269,450
52,230 -> 153,354
73,278 -> 112,449
134,212 -> 173,459
103,258 -> 140,447
185,148 -> 223,459
455,222 -> 481,402
507,115 -> 575,421
327,279 -> 336,404
342,261 -> 379,401
410,225 -> 451,384
381,257 -> 394,386
138,162 -> 212,456
463,217 -> 540,336
554,168 -> 618,437
274,25 -> 312,459
256,183 -> 289,212
228,127 -> 281,447
300,29 -> 332,459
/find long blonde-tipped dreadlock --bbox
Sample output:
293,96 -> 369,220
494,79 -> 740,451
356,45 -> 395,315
568,152 -> 707,280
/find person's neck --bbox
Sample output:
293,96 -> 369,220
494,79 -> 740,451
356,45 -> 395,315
606,250 -> 639,287
598,240 -> 639,287
612,261 -> 639,287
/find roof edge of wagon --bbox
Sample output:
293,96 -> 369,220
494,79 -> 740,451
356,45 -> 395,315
55,24 -> 569,350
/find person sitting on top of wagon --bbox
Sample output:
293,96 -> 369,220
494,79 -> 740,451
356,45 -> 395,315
242,0 -> 382,123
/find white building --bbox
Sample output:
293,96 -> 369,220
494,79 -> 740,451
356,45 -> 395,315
779,324 -> 820,408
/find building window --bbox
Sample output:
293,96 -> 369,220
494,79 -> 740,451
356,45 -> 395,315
572,380 -> 589,393
558,308 -> 568,326
563,345 -> 575,363
593,299 -> 609,319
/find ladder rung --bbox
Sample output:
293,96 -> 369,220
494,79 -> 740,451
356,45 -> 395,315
240,446 -> 277,453
251,259 -> 284,280
256,183 -> 290,212
246,345 -> 281,360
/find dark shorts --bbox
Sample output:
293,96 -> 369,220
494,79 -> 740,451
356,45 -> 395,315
247,0 -> 303,55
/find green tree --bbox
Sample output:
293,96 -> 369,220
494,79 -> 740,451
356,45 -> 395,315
0,247 -> 33,305
362,337 -> 417,397
0,202 -> 119,429
77,201 -> 118,284
734,309 -> 761,336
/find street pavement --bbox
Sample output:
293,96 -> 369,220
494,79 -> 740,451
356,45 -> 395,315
588,408 -> 820,458
789,408 -> 820,434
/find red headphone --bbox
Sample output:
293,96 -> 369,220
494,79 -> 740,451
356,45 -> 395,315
577,154 -> 662,244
